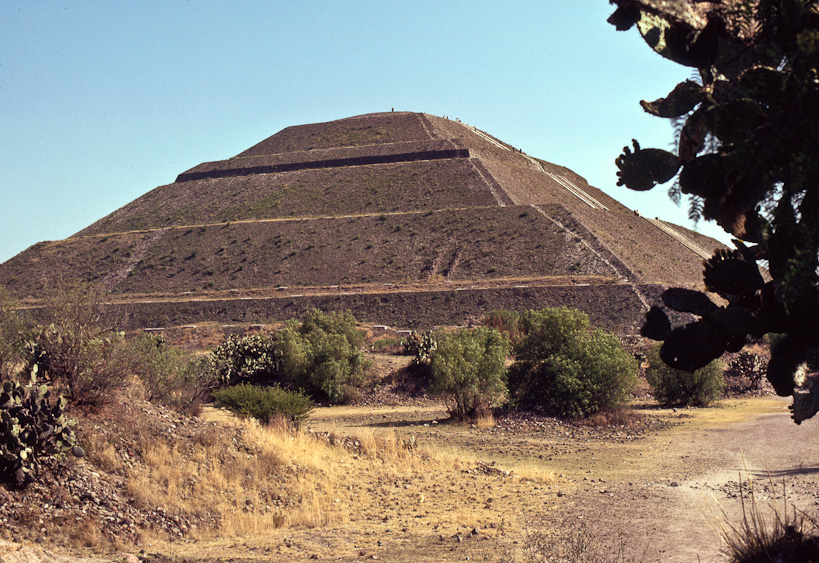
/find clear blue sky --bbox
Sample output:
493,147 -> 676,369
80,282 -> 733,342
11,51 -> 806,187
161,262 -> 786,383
0,1 -> 730,264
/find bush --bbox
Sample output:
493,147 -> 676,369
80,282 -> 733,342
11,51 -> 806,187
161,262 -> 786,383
0,369 -> 84,488
727,350 -> 765,392
25,280 -> 130,405
645,345 -> 725,406
508,307 -> 637,418
430,327 -> 510,420
299,309 -> 365,349
212,383 -> 314,427
208,333 -> 281,387
208,310 -> 370,403
0,286 -> 27,382
130,334 -> 215,409
277,310 -> 371,403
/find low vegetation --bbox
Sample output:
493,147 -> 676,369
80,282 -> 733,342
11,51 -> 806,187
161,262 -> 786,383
207,309 -> 371,404
0,286 -> 26,382
276,309 -> 371,403
429,327 -> 510,420
482,309 -> 526,347
26,280 -> 132,405
0,279 -> 793,561
717,474 -> 819,563
645,345 -> 725,407
507,307 -> 638,418
401,329 -> 438,365
212,383 -> 314,427
129,333 -> 213,409
77,401 -> 476,546
0,370 -> 83,489
208,332 -> 281,387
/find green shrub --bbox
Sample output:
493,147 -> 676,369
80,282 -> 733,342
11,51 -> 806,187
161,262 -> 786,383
277,310 -> 371,403
208,333 -> 281,387
0,369 -> 84,488
430,327 -> 510,420
212,383 -> 314,427
208,310 -> 370,403
299,309 -> 365,349
130,334 -> 216,409
508,307 -> 637,418
645,345 -> 725,406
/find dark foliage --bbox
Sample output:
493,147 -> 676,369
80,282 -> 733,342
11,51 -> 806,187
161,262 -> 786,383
609,0 -> 819,422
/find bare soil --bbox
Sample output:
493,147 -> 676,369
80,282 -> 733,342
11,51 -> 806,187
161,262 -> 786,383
6,392 -> 814,563
298,396 -> 818,563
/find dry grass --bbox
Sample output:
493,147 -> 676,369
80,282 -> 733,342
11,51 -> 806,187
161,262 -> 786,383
67,521 -> 103,549
475,413 -> 496,429
714,471 -> 819,562
125,422 -> 335,536
117,411 -> 475,541
68,398 -> 565,560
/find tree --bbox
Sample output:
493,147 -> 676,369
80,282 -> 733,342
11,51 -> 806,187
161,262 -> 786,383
429,327 -> 510,420
645,345 -> 725,406
608,0 -> 819,422
276,309 -> 371,403
508,308 -> 638,418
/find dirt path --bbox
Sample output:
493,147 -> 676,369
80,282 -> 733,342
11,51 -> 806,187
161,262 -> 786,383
306,397 -> 819,562
561,398 -> 819,562
15,397 -> 809,563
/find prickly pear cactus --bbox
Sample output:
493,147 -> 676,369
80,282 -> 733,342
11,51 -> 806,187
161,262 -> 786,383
0,367 -> 83,488
791,373 -> 819,425
401,331 -> 438,366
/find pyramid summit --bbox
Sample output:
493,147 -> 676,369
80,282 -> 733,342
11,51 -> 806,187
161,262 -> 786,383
0,112 -> 722,330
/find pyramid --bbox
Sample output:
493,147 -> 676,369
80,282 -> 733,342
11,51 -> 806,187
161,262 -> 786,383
0,112 -> 722,331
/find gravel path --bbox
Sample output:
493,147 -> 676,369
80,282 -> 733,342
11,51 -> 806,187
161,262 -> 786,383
561,398 -> 819,562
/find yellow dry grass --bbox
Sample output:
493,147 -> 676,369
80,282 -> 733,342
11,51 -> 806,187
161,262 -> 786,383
73,399 -> 566,561
116,408 -> 513,548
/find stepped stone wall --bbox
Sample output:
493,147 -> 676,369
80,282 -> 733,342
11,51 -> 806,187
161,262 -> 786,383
100,283 -> 657,333
0,111 -> 726,333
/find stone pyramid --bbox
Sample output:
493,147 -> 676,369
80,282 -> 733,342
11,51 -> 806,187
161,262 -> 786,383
0,112 -> 722,331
